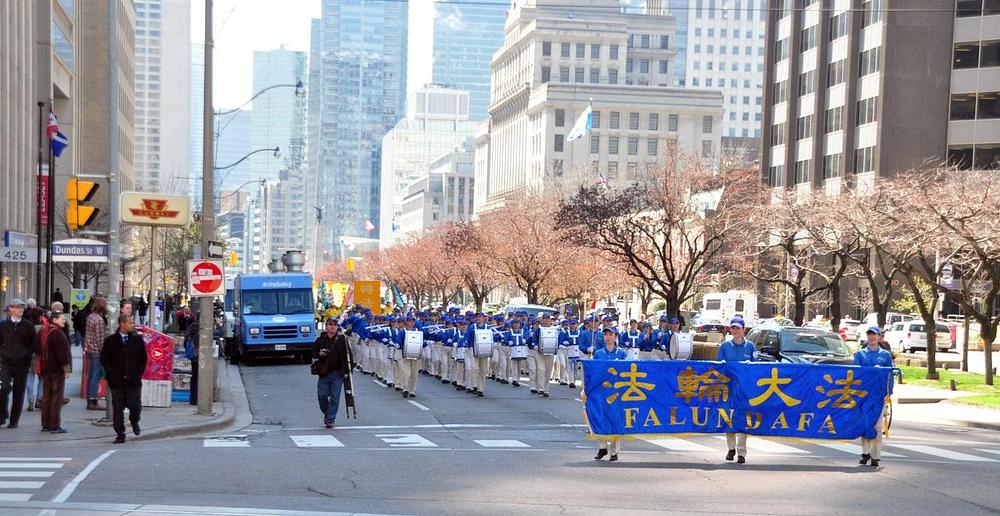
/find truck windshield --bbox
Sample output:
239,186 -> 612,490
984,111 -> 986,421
241,289 -> 313,315
224,290 -> 233,312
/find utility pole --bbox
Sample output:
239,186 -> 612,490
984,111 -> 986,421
198,0 -> 216,416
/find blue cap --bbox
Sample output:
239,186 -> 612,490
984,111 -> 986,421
866,326 -> 881,335
729,317 -> 745,329
569,319 -> 578,325
603,326 -> 619,335
669,317 -> 681,324
659,315 -> 670,322
602,315 -> 614,322
541,313 -> 552,319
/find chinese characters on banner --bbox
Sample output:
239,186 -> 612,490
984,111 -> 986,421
583,361 -> 893,440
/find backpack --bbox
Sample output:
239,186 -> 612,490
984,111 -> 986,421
184,335 -> 198,360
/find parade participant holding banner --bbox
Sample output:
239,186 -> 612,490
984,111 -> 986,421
579,318 -> 600,357
715,317 -> 756,464
559,319 -> 583,388
463,313 -> 493,397
594,326 -> 627,462
530,313 -> 558,397
855,326 -> 894,468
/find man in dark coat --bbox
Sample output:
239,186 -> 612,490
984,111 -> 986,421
0,299 -> 36,428
312,318 -> 351,429
101,314 -> 147,443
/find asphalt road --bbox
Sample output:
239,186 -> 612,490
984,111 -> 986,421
3,356 -> 1000,515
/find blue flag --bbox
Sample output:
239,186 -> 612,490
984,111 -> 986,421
50,131 -> 70,157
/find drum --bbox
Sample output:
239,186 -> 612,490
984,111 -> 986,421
453,346 -> 466,362
539,327 -> 559,356
511,345 -> 528,360
625,347 -> 640,361
669,333 -> 694,360
403,330 -> 423,360
567,346 -> 581,359
474,329 -> 494,358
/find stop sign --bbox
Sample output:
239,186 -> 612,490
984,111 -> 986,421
188,260 -> 225,297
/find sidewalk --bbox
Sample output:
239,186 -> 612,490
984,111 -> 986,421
893,383 -> 1000,431
2,343 -> 250,443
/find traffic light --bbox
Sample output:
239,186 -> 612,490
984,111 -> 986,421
229,251 -> 238,266
67,178 -> 99,230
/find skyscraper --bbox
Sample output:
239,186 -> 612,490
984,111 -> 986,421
249,48 -> 307,183
190,43 -> 204,206
312,0 -> 409,264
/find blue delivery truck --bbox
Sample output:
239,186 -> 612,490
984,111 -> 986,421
232,272 -> 316,364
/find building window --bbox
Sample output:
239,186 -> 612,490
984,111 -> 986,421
773,80 -> 788,104
702,116 -> 713,133
659,60 -> 668,74
978,91 -> 1000,119
649,113 -> 659,131
561,42 -> 571,57
701,140 -> 713,157
627,59 -> 634,73
779,0 -> 793,18
610,111 -> 621,129
825,106 -> 844,132
693,77 -> 700,86
775,38 -> 789,61
859,47 -> 881,77
542,66 -> 551,83
608,161 -> 618,179
628,137 -> 639,155
575,67 -> 585,82
830,12 -> 848,40
954,42 -> 980,69
591,43 -> 601,58
800,26 -> 816,52
553,159 -> 564,176
660,35 -> 669,49
560,67 -> 570,82
609,136 -> 620,154
648,138 -> 658,156
555,109 -> 566,127
668,114 -> 679,132
827,59 -> 846,86
609,69 -> 619,84
610,44 -> 619,60
857,96 -> 879,125
627,162 -> 638,177
629,112 -> 640,130
639,34 -> 649,48
542,41 -> 551,56
771,122 -> 786,144
590,67 -> 600,84
862,0 -> 882,26
554,134 -> 564,152
639,59 -> 649,73
592,111 -> 601,128
950,93 -> 977,120
798,70 -> 816,95
855,146 -> 876,173
767,165 -> 785,187
742,112 -> 750,121
591,135 -> 600,154
823,153 -> 842,179
794,159 -> 812,184
576,43 -> 585,58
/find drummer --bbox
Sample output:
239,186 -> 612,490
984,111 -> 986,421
398,317 -> 422,399
503,318 -> 529,387
530,313 -> 558,397
594,326 -> 627,462
559,319 -> 582,387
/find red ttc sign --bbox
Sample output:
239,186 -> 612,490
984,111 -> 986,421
188,260 -> 225,297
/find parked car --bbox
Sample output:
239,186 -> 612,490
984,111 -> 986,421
693,318 -> 727,334
590,306 -> 621,322
502,303 -> 559,318
838,319 -> 862,342
747,326 -> 855,365
883,321 -> 953,353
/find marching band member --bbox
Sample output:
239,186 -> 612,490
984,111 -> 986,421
594,326 -> 626,462
452,319 -> 469,390
553,319 -> 571,384
398,317 -> 424,398
651,316 -> 671,360
716,317 -> 756,464
463,313 -> 492,397
495,321 -> 513,385
384,317 -> 401,390
638,321 -> 656,360
559,319 -> 582,388
435,318 -> 454,383
619,320 -> 644,359
854,326 -> 894,468
579,317 -> 600,357
503,319 -> 530,387
529,313 -> 557,398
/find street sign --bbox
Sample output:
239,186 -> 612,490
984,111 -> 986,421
3,231 -> 37,247
120,192 -> 192,227
0,246 -> 44,263
207,240 -> 225,259
188,260 -> 226,297
51,238 -> 109,263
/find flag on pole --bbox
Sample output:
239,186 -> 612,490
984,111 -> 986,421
596,172 -> 608,189
566,101 -> 593,142
365,220 -> 376,233
51,131 -> 70,157
47,112 -> 60,140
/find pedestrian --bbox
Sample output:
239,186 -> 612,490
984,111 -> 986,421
51,288 -> 64,305
185,315 -> 199,406
854,326 -> 894,468
0,299 -> 37,428
101,314 -> 147,444
137,297 -> 149,325
84,297 -> 109,409
39,311 -> 71,433
715,317 -> 757,464
594,326 -> 626,462
312,317 -> 350,429
25,305 -> 48,413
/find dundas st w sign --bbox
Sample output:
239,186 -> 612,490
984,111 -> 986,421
120,192 -> 191,228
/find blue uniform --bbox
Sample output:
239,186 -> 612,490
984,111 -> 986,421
579,328 -> 602,353
560,329 -> 582,350
715,339 -> 757,362
652,328 -> 673,351
594,347 -> 627,360
619,330 -> 644,350
504,328 -> 530,346
854,346 -> 893,367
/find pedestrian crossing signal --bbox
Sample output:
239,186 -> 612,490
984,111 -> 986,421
67,178 -> 99,230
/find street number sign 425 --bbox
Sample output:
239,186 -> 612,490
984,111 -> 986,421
0,246 -> 41,263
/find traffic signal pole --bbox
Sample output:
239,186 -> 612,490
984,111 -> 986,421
198,0 -> 216,416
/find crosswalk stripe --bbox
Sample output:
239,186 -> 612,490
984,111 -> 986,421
291,435 -> 345,448
0,472 -> 54,478
645,438 -> 715,452
0,494 -> 32,502
0,481 -> 45,489
203,436 -> 250,448
816,443 -> 905,458
474,440 -> 530,448
712,436 -> 808,454
0,463 -> 64,469
0,458 -> 71,462
890,445 -> 998,462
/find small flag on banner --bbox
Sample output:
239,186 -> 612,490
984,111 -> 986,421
566,100 -> 593,142
365,220 -> 376,233
51,131 -> 70,157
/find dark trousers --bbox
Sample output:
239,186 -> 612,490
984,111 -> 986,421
41,373 -> 66,429
317,373 -> 344,424
0,365 -> 28,426
111,386 -> 142,436
189,358 -> 198,405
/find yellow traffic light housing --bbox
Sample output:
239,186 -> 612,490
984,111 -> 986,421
67,178 -> 99,230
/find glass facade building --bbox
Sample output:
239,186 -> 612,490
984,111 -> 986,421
431,0 -> 507,121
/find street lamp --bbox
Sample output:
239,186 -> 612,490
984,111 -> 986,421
215,81 -> 305,117
214,147 -> 280,171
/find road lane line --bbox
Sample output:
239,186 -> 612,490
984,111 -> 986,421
474,440 -> 530,448
890,445 -> 998,462
0,472 -> 55,478
407,400 -> 430,411
816,443 -> 905,458
290,435 -> 345,448
0,464 -> 64,469
51,450 -> 115,503
712,436 -> 809,454
0,494 -> 31,502
645,438 -> 714,452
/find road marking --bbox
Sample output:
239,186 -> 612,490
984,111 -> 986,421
0,494 -> 31,502
645,438 -> 715,452
0,463 -> 64,469
0,472 -> 54,478
203,435 -> 251,448
816,443 -> 905,458
890,445 -> 998,462
976,448 -> 1000,456
407,400 -> 430,411
712,436 -> 809,454
373,379 -> 387,388
376,434 -> 438,447
0,481 -> 45,489
474,440 -> 530,448
290,435 -> 345,448
0,458 -> 71,462
51,451 -> 115,504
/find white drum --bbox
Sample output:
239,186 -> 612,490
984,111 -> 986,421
474,329 -> 494,359
403,330 -> 423,360
568,346 -> 581,359
511,345 -> 528,360
453,346 -> 467,362
625,347 -> 640,361
669,333 -> 694,360
539,327 -> 559,356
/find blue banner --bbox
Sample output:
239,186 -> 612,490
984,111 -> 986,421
583,360 -> 893,440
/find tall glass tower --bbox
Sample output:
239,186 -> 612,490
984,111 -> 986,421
431,0 -> 506,121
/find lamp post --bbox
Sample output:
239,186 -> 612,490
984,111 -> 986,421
197,0 -> 216,416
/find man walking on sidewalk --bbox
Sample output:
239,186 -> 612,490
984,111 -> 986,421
84,298 -> 109,410
40,311 -> 72,433
101,315 -> 147,443
0,299 -> 36,428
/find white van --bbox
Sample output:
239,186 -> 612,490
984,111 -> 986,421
883,320 -> 952,353
858,312 -> 914,345
701,291 -> 758,327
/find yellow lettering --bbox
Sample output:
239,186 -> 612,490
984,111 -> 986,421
716,408 -> 735,429
819,415 -> 836,434
624,407 -> 639,429
770,412 -> 789,430
669,406 -> 688,426
644,408 -> 662,427
797,413 -> 814,432
691,406 -> 710,427
745,412 -> 763,430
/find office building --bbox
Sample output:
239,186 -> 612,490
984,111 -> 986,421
249,48 -> 307,184
398,139 -> 477,237
949,1 -> 1000,170
215,109 -> 253,193
190,43 -> 204,206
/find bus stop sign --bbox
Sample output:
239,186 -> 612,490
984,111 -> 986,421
188,260 -> 225,297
